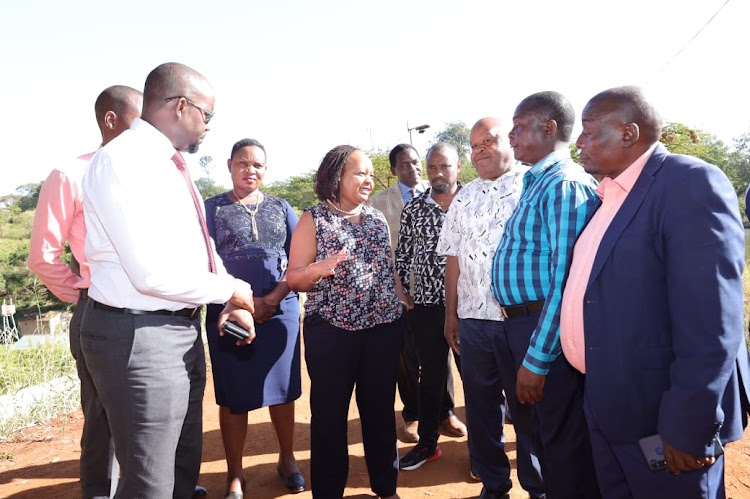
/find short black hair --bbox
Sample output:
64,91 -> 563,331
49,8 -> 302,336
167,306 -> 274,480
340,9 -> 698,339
314,145 -> 358,202
426,142 -> 459,163
94,85 -> 142,125
518,91 -> 575,142
388,143 -> 418,168
230,138 -> 266,161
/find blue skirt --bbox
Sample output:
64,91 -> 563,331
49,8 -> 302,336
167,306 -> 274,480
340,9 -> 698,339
207,250 -> 301,412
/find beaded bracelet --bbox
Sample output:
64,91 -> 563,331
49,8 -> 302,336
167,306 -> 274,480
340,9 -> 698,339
305,264 -> 322,285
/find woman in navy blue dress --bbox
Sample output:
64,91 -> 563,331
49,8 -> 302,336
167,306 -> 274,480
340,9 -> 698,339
205,139 -> 304,497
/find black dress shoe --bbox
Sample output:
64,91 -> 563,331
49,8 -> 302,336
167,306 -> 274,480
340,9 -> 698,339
193,485 -> 208,497
277,466 -> 305,493
478,486 -> 511,499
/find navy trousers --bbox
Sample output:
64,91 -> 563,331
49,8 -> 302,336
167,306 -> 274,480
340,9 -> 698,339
459,318 -> 545,497
502,311 -> 600,499
584,393 -> 725,498
304,312 -> 405,498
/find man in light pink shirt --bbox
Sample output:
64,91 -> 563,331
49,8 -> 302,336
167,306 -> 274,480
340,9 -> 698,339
28,85 -> 142,499
561,86 -> 750,498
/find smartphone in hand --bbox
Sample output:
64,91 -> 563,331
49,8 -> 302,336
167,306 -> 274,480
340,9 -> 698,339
223,320 -> 250,340
638,433 -> 724,472
638,434 -> 667,471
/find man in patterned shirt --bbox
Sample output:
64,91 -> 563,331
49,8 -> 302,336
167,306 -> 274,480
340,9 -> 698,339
490,91 -> 600,498
438,118 -> 544,499
371,144 -> 464,443
395,143 -> 463,470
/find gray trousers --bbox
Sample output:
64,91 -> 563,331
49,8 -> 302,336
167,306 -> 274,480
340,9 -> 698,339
70,297 -> 119,498
80,301 -> 206,499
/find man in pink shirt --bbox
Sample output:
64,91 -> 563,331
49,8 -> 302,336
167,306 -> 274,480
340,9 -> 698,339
561,86 -> 750,498
28,85 -> 142,499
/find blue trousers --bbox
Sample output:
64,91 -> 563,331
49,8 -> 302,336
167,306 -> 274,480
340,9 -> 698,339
459,318 -> 545,497
304,313 -> 405,498
584,393 -> 725,498
503,311 -> 600,499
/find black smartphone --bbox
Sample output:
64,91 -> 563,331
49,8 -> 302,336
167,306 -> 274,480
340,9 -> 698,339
222,321 -> 249,340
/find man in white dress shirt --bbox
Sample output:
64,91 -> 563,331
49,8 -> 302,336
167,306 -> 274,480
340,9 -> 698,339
81,62 -> 256,498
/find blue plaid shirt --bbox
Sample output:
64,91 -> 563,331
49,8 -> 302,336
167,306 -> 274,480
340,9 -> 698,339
491,149 -> 598,375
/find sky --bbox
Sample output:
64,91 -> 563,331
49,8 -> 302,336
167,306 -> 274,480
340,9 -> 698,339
1,0 -> 748,195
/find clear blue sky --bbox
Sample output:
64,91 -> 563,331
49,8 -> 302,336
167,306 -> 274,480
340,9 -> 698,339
1,0 -> 747,195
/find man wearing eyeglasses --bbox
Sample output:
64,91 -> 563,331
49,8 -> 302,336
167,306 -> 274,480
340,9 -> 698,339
81,62 -> 256,498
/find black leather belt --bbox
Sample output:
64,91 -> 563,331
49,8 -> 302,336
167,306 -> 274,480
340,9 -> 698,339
501,299 -> 545,319
79,288 -> 89,300
89,298 -> 200,319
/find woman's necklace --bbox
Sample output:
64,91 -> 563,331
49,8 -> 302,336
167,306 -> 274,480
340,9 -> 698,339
233,188 -> 260,239
326,199 -> 362,217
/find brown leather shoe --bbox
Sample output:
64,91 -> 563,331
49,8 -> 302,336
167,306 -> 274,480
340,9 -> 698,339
399,420 -> 419,443
438,415 -> 467,437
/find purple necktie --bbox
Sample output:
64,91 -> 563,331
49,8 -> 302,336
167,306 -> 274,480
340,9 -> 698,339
171,151 -> 216,273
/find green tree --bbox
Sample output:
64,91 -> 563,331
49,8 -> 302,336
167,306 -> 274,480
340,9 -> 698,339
429,122 -> 478,185
729,128 -> 750,219
263,171 -> 318,214
659,122 -> 729,167
199,155 -> 214,176
369,151 -> 395,194
432,121 -> 471,164
16,182 -> 42,212
195,177 -> 226,200
569,143 -> 580,163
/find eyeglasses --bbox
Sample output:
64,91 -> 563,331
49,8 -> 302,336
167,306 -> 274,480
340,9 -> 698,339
164,96 -> 214,124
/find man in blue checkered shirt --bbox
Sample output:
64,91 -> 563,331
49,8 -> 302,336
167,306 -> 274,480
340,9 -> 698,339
490,91 -> 600,498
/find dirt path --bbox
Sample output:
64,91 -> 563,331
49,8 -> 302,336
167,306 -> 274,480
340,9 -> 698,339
2,360 -> 750,498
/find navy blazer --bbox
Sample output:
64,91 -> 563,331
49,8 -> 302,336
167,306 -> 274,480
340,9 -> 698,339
582,143 -> 750,457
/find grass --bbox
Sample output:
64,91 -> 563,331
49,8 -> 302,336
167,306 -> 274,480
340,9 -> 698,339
0,341 -> 75,396
0,339 -> 79,441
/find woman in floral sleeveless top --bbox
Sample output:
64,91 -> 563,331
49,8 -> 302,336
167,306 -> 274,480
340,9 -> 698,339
288,145 -> 413,499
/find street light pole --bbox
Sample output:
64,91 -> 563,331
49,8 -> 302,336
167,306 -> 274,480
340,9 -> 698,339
407,122 -> 431,145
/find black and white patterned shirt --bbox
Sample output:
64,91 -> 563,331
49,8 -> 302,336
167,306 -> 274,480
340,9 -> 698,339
437,164 -> 527,320
395,186 -> 460,306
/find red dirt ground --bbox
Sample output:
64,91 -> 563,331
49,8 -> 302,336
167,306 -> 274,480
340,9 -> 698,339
2,362 -> 750,498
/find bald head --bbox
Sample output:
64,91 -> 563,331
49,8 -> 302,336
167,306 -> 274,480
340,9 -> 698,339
141,62 -> 215,153
586,86 -> 662,144
143,63 -> 213,107
470,117 -> 513,180
472,117 -> 506,143
94,85 -> 142,145
576,86 -> 663,178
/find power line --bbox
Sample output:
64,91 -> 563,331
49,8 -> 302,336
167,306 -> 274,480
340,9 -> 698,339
649,0 -> 731,83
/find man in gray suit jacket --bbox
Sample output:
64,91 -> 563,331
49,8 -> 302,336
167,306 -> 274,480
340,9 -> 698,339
370,144 -> 466,443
